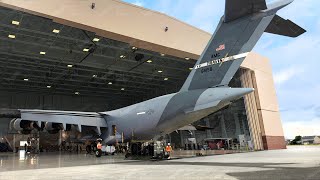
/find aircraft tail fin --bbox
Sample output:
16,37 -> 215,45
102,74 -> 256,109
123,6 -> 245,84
180,0 -> 305,92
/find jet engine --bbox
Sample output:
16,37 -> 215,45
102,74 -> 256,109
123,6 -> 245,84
10,118 -> 34,134
45,122 -> 62,134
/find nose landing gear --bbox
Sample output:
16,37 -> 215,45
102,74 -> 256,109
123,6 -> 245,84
95,149 -> 102,157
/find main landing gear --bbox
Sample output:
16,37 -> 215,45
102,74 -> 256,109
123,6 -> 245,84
125,141 -> 168,160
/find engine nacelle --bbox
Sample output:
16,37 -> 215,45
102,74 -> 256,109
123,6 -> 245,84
10,118 -> 34,134
11,118 -> 34,131
45,122 -> 62,134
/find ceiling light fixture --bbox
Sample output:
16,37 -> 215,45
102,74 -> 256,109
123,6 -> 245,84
67,64 -> 73,68
52,29 -> 60,33
8,34 -> 16,39
75,92 -> 80,95
164,78 -> 169,81
158,70 -> 163,73
12,20 -> 20,25
93,38 -> 100,42
40,51 -> 46,55
185,57 -> 190,60
120,55 -> 126,59
92,74 -> 97,78
121,88 -> 125,91
83,48 -> 89,52
146,59 -> 152,63
47,85 -> 51,88
108,82 -> 113,85
23,78 -> 29,81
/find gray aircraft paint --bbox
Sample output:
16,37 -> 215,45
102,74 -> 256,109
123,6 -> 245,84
156,89 -> 206,132
180,14 -> 275,92
14,0 -> 306,144
224,0 -> 267,22
155,88 -> 254,135
105,93 -> 175,141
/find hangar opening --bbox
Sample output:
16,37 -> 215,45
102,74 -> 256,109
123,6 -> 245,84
169,69 -> 266,154
0,5 -> 195,153
0,0 -> 286,156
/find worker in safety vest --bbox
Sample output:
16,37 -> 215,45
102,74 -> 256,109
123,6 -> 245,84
97,142 -> 102,150
165,143 -> 172,159
97,138 -> 103,150
95,138 -> 103,157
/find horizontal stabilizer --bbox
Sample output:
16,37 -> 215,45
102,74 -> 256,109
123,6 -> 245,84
265,15 -> 306,37
224,0 -> 267,22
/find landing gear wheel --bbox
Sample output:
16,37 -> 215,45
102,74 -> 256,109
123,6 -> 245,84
95,149 -> 102,157
125,153 -> 131,158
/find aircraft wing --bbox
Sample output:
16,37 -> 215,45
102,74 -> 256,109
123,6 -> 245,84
17,109 -> 107,134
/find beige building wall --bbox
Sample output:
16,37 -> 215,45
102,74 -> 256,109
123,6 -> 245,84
314,137 -> 320,144
0,0 -> 286,149
242,53 -> 285,150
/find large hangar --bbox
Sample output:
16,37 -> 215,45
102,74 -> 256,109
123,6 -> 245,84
0,0 -> 286,151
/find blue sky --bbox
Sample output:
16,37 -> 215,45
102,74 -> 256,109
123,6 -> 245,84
123,0 -> 320,138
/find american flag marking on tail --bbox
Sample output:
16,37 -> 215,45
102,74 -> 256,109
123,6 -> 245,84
216,44 -> 225,51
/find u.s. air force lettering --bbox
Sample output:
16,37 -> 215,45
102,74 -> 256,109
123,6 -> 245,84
195,52 -> 249,73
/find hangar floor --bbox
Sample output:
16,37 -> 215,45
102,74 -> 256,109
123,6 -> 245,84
0,146 -> 320,180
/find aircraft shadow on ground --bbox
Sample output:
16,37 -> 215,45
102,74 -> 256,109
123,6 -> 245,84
2,153 -> 320,180
115,160 -> 294,168
115,160 -> 320,179
226,166 -> 320,180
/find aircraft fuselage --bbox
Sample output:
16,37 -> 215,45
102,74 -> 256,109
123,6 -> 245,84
104,87 -> 253,143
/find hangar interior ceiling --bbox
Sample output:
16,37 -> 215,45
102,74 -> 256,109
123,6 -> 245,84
0,6 -> 196,105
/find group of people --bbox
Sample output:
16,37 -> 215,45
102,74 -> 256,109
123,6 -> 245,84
60,141 -> 83,152
60,139 -> 174,160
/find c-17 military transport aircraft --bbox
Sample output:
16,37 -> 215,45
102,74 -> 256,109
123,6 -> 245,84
11,0 -> 305,146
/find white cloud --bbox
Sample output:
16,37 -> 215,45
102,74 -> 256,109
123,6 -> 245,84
187,0 -> 223,32
283,118 -> 320,139
275,0 -> 320,25
132,0 -> 144,7
273,67 -> 304,85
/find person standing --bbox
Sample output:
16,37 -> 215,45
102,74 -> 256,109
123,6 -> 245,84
165,143 -> 172,160
95,139 -> 103,157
